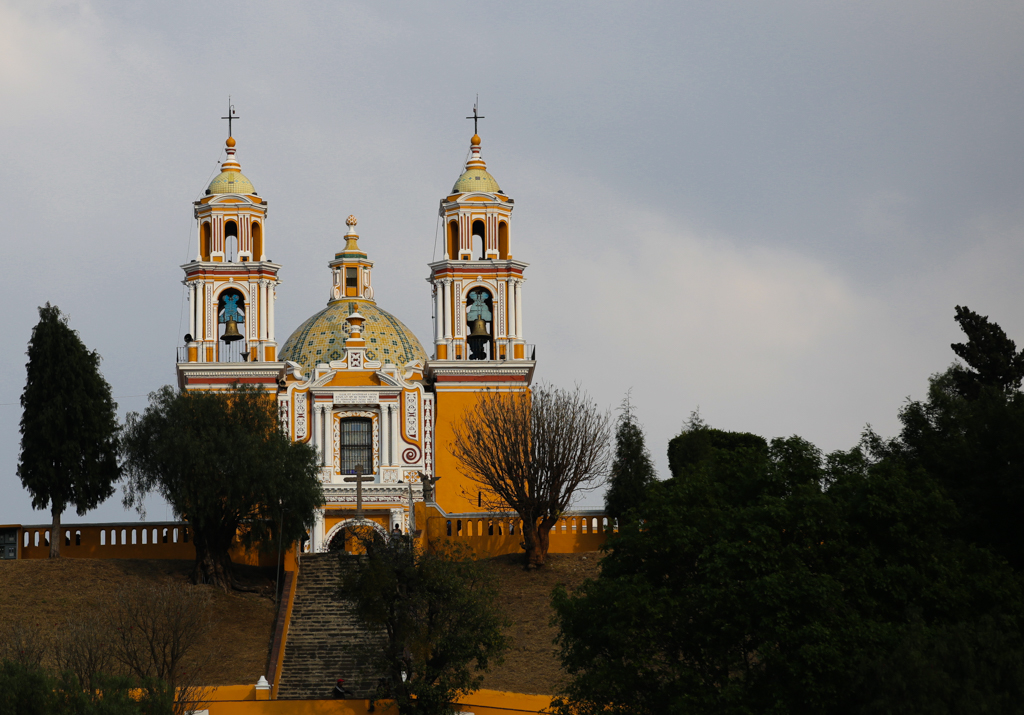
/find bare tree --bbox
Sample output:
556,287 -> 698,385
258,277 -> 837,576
107,582 -> 213,715
0,621 -> 48,667
450,383 -> 612,568
53,612 -> 120,695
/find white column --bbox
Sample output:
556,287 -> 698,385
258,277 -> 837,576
380,406 -> 390,466
515,280 -> 523,338
505,280 -> 515,339
433,283 -> 443,342
311,510 -> 324,553
188,283 -> 196,339
269,283 -> 276,343
390,405 -> 399,466
324,409 -> 334,470
259,281 -> 267,342
312,405 -> 323,465
442,279 -> 452,340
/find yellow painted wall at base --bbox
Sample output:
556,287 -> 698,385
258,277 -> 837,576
197,686 -> 552,715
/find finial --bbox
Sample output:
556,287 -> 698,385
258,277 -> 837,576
471,134 -> 481,146
466,97 -> 485,136
226,136 -> 236,148
345,215 -> 358,238
221,97 -> 240,138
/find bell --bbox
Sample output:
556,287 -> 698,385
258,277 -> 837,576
221,318 -> 243,343
468,316 -> 489,337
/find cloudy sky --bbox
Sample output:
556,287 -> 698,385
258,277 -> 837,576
2,1 -> 1023,523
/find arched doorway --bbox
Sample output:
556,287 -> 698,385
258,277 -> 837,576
325,518 -> 388,554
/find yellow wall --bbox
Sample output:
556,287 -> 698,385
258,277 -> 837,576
16,523 -> 285,568
425,511 -> 612,558
199,686 -> 551,715
432,389 -> 496,513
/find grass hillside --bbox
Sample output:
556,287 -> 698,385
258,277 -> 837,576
0,558 -> 278,686
0,552 -> 601,695
477,552 -> 602,695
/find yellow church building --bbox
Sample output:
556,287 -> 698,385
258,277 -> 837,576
175,126 -> 536,552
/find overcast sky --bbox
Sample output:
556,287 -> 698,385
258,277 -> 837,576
2,0 -> 1024,523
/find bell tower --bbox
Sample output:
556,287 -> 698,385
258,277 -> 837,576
428,132 -> 530,361
426,124 -> 536,511
176,113 -> 284,391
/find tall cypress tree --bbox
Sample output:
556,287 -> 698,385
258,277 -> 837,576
18,304 -> 120,557
604,394 -> 656,523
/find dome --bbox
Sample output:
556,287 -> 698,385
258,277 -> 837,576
452,168 -> 500,194
208,170 -> 255,195
279,299 -> 427,374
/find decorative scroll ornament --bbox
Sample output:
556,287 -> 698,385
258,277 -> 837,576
402,446 -> 421,464
423,394 -> 434,478
294,392 -> 308,439
405,391 -> 419,440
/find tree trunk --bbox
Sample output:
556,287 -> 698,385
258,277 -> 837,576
49,504 -> 61,558
522,516 -> 558,569
190,528 -> 235,592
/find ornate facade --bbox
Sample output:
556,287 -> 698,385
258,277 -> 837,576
176,128 -> 535,551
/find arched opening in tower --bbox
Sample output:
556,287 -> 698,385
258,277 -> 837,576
224,220 -> 239,262
472,219 -> 486,260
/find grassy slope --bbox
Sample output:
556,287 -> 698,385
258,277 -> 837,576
477,552 -> 602,696
0,558 -> 277,686
0,552 -> 600,695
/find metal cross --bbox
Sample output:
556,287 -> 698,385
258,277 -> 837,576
465,98 -> 485,135
343,464 -> 374,518
221,98 -> 240,137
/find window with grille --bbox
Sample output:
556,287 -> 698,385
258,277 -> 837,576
340,418 -> 373,475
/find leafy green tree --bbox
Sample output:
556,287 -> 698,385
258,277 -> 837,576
888,305 -> 1024,569
553,426 -> 1024,715
339,537 -> 510,715
121,385 -> 322,591
667,409 -> 768,479
17,303 -> 120,558
603,393 -> 656,523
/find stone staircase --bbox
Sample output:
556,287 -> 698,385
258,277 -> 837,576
276,553 -> 383,699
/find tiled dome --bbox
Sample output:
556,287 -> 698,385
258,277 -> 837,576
279,299 -> 427,374
208,170 -> 255,195
452,168 -> 500,194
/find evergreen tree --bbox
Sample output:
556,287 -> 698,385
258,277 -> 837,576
603,393 -> 656,522
17,304 -> 120,558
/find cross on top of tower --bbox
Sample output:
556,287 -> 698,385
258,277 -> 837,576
465,98 -> 485,135
221,98 -> 240,138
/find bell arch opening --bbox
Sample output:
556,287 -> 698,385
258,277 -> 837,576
251,221 -> 262,261
498,221 -> 509,259
466,287 -> 493,360
472,219 -> 486,260
217,287 -> 247,362
448,221 -> 459,259
201,222 -> 212,261
224,220 -> 238,262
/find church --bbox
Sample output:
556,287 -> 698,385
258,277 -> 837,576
175,122 -> 535,552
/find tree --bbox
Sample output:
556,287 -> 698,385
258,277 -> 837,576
121,384 -> 322,591
450,383 -> 612,568
887,305 -> 1024,569
18,303 -> 120,558
552,426 -> 1024,715
107,582 -> 211,715
603,393 -> 656,523
949,304 -> 1024,399
338,537 -> 510,715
